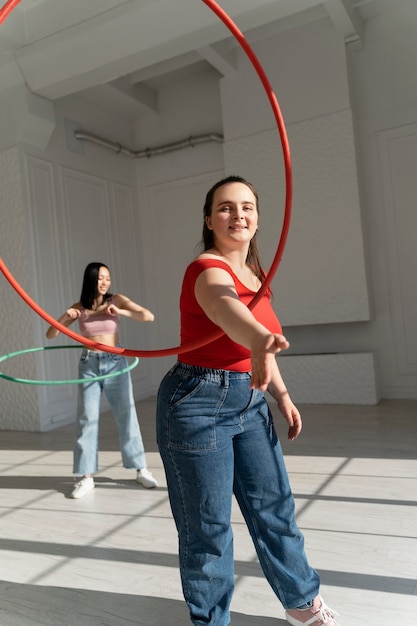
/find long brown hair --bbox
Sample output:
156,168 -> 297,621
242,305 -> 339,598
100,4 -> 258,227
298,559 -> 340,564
201,175 -> 264,284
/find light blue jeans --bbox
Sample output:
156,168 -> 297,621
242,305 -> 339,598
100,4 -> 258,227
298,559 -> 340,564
156,362 -> 320,626
73,348 -> 147,476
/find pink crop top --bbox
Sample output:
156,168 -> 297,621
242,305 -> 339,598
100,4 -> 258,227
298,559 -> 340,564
179,259 -> 282,371
78,298 -> 120,337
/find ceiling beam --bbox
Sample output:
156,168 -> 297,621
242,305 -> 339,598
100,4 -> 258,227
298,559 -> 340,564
196,42 -> 237,77
110,77 -> 157,113
77,80 -> 157,119
324,0 -> 364,43
12,0 -> 326,100
128,51 -> 202,85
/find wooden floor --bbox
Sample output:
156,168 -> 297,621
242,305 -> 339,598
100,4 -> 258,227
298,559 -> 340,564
0,397 -> 416,626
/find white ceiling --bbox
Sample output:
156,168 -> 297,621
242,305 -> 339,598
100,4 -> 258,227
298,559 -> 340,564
0,0 -> 385,120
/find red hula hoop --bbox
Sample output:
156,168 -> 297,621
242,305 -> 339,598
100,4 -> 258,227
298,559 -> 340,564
0,0 -> 22,25
0,0 -> 292,358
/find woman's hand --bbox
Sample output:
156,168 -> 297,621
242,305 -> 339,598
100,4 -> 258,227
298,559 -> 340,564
277,393 -> 302,440
106,303 -> 121,316
111,295 -> 155,322
65,307 -> 81,321
46,306 -> 80,339
250,333 -> 289,391
263,351 -> 302,440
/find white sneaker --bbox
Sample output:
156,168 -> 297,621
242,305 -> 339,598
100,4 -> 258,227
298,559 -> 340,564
71,476 -> 95,499
136,468 -> 158,488
285,596 -> 341,626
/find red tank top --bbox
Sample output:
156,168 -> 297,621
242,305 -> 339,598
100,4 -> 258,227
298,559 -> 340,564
179,259 -> 282,371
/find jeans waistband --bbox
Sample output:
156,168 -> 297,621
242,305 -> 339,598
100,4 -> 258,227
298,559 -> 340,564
81,347 -> 123,358
81,349 -> 105,358
174,361 -> 251,382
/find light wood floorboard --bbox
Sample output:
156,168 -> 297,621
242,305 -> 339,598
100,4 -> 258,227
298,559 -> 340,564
0,398 -> 416,625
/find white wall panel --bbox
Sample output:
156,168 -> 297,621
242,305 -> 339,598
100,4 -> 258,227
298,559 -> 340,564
0,148 -> 39,430
109,181 -> 152,390
24,155 -> 77,427
19,145 -> 153,428
378,123 -> 417,392
224,109 -> 370,326
59,167 -> 112,286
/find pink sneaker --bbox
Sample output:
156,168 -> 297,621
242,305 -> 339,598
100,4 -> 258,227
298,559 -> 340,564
285,596 -> 340,626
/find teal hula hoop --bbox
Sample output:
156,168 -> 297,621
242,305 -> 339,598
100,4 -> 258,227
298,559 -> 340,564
0,345 -> 139,385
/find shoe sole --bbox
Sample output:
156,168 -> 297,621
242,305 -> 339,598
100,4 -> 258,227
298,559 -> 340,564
136,480 -> 157,489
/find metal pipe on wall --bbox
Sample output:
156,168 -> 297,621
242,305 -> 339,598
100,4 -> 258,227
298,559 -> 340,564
74,130 -> 224,159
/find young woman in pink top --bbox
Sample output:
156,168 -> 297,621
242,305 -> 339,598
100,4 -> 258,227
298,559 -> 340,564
156,176 -> 341,626
46,262 -> 157,498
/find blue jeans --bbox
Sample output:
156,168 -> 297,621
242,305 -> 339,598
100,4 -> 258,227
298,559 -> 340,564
73,348 -> 147,475
156,362 -> 320,626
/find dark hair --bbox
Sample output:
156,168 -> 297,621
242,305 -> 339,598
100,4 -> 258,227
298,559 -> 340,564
79,262 -> 112,309
202,175 -> 264,284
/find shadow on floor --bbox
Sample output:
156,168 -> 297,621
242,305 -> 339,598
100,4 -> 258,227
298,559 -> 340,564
0,474 -> 168,498
0,580 -> 287,626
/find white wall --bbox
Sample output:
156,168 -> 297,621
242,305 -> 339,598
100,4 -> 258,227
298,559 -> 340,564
1,2 -> 416,431
345,0 -> 417,399
1,96 -> 157,430
220,17 -> 370,326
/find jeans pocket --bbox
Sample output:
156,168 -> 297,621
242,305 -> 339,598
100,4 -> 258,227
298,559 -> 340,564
169,376 -> 206,409
167,377 -> 217,451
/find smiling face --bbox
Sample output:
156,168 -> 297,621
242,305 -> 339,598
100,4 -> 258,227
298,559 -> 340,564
97,266 -> 111,297
205,182 -> 259,248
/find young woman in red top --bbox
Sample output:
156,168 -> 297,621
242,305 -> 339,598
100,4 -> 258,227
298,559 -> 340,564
156,176 -> 341,626
46,262 -> 157,498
